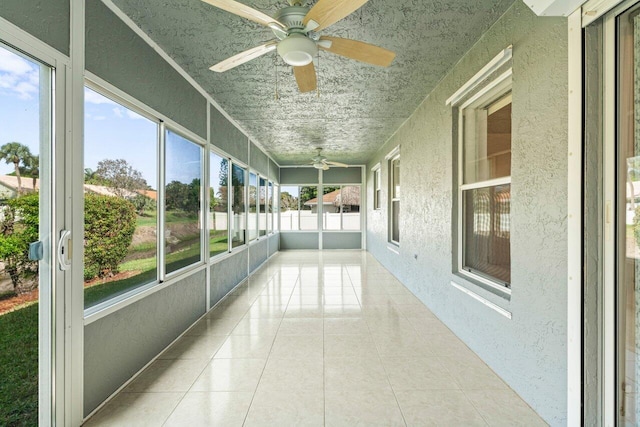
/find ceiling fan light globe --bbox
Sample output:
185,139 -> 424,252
313,162 -> 325,170
277,34 -> 318,66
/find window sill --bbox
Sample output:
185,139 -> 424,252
450,281 -> 512,319
456,269 -> 511,299
387,244 -> 399,254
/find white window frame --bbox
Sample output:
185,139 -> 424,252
278,184 -> 319,231
456,71 -> 512,293
372,164 -> 381,210
230,161 -> 248,250
321,184 -> 362,231
209,148 -> 231,259
386,147 -> 400,246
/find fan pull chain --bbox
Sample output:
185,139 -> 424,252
316,53 -> 320,98
274,53 -> 280,100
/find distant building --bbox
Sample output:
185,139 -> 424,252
0,175 -> 156,202
304,187 -> 360,213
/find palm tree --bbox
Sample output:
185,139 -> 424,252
23,153 -> 39,191
0,142 -> 33,195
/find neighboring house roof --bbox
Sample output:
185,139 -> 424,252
0,175 -> 157,200
83,184 -> 139,198
0,175 -> 38,192
137,189 -> 158,200
305,189 -> 340,206
305,187 -> 360,206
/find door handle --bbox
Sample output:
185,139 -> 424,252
58,230 -> 72,271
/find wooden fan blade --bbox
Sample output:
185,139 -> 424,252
325,160 -> 349,168
319,36 -> 395,67
293,63 -> 317,93
210,41 -> 278,72
201,0 -> 285,28
303,0 -> 369,32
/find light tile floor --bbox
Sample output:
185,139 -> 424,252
84,250 -> 547,427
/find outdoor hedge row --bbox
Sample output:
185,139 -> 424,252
84,194 -> 136,280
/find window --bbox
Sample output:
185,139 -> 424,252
268,181 -> 274,234
248,172 -> 257,242
164,129 -> 203,275
389,153 -> 400,245
459,83 -> 511,288
259,177 -> 267,236
231,164 -> 246,247
83,87 -> 159,307
279,185 -> 318,230
322,185 -> 361,230
372,165 -> 381,210
273,184 -> 279,232
209,151 -> 228,257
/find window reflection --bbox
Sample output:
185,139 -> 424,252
164,130 -> 202,274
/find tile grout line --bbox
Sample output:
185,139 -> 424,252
240,265 -> 296,427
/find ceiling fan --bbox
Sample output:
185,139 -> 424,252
201,0 -> 396,93
310,148 -> 348,170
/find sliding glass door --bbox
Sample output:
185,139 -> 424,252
617,5 -> 640,424
0,42 -> 53,426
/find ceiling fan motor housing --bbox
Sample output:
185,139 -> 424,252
273,6 -> 309,33
272,6 -> 318,66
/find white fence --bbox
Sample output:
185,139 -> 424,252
280,211 -> 360,231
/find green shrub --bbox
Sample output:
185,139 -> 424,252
84,194 -> 136,281
0,194 -> 39,294
635,206 -> 640,247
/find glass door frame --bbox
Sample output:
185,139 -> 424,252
0,15 -> 83,426
603,1 -> 640,424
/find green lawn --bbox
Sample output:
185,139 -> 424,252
0,304 -> 38,426
84,268 -> 158,308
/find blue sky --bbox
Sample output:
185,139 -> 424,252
1,45 -> 226,191
0,46 -> 41,175
0,44 -> 217,190
84,87 -> 158,186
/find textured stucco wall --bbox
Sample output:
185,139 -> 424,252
323,232 -> 361,250
249,239 -> 269,273
0,0 -> 69,55
250,141 -> 269,177
210,249 -> 249,306
85,0 -> 207,138
268,233 -> 279,257
210,106 -> 248,164
280,167 -> 319,184
323,167 -> 363,184
84,270 -> 206,415
269,159 -> 280,183
366,3 -> 568,424
280,232 -> 319,250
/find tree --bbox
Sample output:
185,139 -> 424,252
23,154 -> 39,191
84,168 -> 102,185
84,194 -> 137,280
299,186 -> 318,206
0,194 -> 39,293
0,142 -> 33,195
93,158 -> 148,198
280,191 -> 297,211
165,179 -> 200,214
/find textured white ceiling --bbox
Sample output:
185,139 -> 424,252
110,0 -> 515,165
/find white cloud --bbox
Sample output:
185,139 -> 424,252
84,89 -> 116,105
0,49 -> 33,75
0,48 -> 39,99
126,110 -> 145,120
113,107 -> 124,118
93,115 -> 107,121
